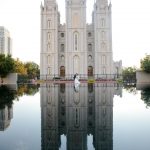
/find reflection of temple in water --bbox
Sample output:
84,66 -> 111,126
40,83 -> 122,150
0,104 -> 13,131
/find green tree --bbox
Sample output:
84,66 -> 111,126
0,54 -> 15,82
17,84 -> 39,96
24,62 -> 40,79
141,55 -> 150,73
141,87 -> 150,108
0,85 -> 17,108
123,84 -> 137,95
14,58 -> 27,75
24,84 -> 39,96
122,67 -> 137,83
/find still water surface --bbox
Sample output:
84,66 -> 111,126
0,83 -> 150,150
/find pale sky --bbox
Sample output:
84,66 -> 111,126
0,0 -> 150,67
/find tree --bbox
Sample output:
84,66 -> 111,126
17,84 -> 39,96
122,67 -> 137,83
24,62 -> 40,79
0,54 -> 15,82
14,58 -> 27,75
141,87 -> 150,108
141,55 -> 150,73
0,85 -> 17,108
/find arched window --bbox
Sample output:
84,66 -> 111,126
102,67 -> 106,74
47,43 -> 51,51
101,42 -> 106,50
61,44 -> 64,52
47,32 -> 51,40
60,66 -> 65,77
61,55 -> 65,61
101,18 -> 105,27
88,55 -> 92,60
47,67 -> 51,75
88,44 -> 92,51
47,55 -> 51,65
74,32 -> 79,51
102,55 -> 106,65
47,20 -> 51,29
101,31 -> 105,40
73,55 -> 80,74
61,33 -> 64,38
88,32 -> 92,37
88,66 -> 93,77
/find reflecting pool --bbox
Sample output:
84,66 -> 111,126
0,83 -> 150,150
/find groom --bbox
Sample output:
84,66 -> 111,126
73,73 -> 77,80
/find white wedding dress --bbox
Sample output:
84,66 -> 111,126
74,75 -> 80,86
74,75 -> 80,92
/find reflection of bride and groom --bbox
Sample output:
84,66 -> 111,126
74,73 -> 80,92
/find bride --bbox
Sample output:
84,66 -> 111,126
74,74 -> 80,92
74,73 -> 80,85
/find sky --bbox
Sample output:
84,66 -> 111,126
0,0 -> 150,68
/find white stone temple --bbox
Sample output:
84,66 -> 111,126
40,0 -> 122,79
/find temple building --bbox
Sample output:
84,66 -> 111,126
40,0 -> 122,79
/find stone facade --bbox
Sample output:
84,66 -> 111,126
0,73 -> 18,85
40,83 -> 122,149
40,0 -> 122,79
0,26 -> 12,55
136,70 -> 150,89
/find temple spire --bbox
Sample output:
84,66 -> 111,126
66,0 -> 86,5
96,0 -> 108,6
44,0 -> 56,5
44,0 -> 56,2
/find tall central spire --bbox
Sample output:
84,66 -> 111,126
66,0 -> 86,5
44,0 -> 56,6
44,0 -> 56,2
96,0 -> 108,6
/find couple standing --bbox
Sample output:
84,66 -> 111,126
74,73 -> 80,92
73,73 -> 80,85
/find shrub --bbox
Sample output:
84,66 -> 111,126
141,55 -> 150,73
